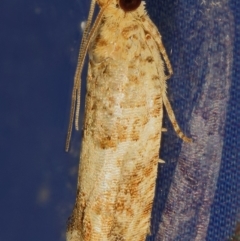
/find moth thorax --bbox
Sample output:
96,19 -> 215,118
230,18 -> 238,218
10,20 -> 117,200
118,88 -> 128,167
119,0 -> 141,12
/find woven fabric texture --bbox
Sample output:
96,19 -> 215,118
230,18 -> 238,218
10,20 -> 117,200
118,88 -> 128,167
145,0 -> 240,241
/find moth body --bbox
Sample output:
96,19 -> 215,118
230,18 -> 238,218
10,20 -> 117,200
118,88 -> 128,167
66,1 -> 190,240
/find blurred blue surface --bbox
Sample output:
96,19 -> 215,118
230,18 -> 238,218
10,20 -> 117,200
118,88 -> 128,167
0,0 -> 239,241
0,0 -> 85,240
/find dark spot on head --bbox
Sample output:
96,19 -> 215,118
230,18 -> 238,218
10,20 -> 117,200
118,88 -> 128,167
119,0 -> 141,12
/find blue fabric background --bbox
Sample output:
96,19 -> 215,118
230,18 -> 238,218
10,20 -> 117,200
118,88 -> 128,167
0,0 -> 239,240
147,0 -> 239,240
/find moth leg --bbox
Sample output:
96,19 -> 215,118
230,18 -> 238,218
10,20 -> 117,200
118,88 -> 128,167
143,16 -> 173,79
162,94 -> 192,143
159,159 -> 165,163
162,128 -> 167,132
152,27 -> 173,79
157,40 -> 173,80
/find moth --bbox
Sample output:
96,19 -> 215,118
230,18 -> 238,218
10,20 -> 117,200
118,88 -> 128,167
66,0 -> 191,240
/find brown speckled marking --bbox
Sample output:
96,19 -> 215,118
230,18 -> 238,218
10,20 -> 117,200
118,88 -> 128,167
99,135 -> 117,149
129,74 -> 140,84
116,122 -> 128,142
152,75 -> 159,80
96,37 -> 108,47
143,156 -> 157,178
140,70 -> 146,77
83,218 -> 92,241
66,0 -> 191,240
140,41 -> 146,50
122,25 -> 139,39
146,56 -> 154,63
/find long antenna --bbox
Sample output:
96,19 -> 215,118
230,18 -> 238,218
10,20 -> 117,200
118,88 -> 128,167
65,0 -> 96,152
65,0 -> 110,152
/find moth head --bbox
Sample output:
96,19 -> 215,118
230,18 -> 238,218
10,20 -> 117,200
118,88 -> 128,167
118,0 -> 142,12
97,0 -> 142,12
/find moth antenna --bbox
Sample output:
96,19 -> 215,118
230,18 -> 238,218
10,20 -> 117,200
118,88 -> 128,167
74,0 -> 97,132
74,1 -> 110,131
65,0 -> 96,152
66,0 -> 111,152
